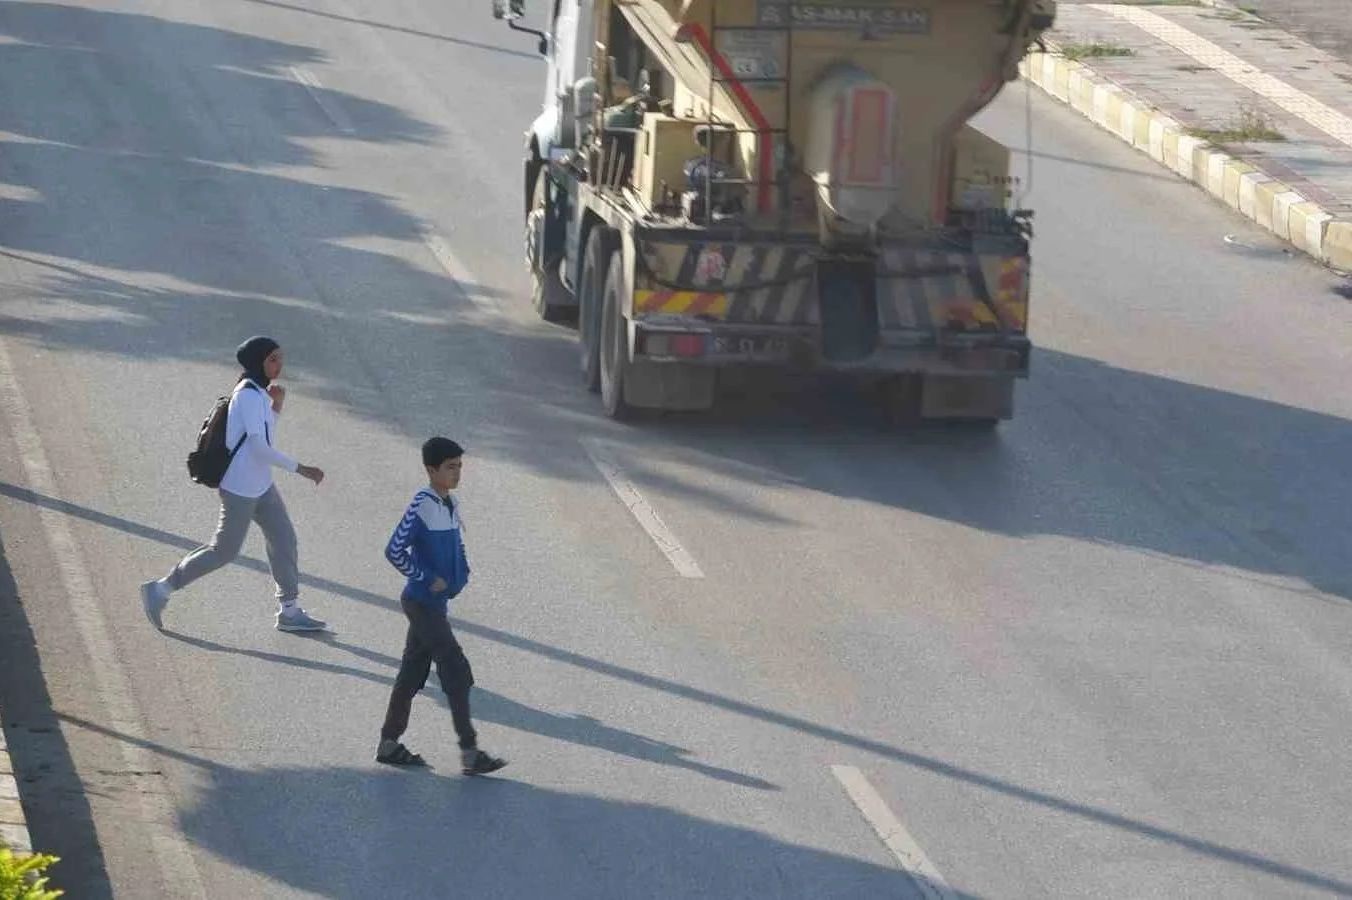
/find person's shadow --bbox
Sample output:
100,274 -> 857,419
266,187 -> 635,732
59,712 -> 937,899
163,630 -> 777,791
182,761 -> 939,900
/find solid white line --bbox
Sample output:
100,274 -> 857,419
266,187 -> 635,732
423,232 -> 499,315
1095,5 -> 1352,148
831,765 -> 955,900
580,438 -> 705,579
0,337 -> 206,897
289,66 -> 356,135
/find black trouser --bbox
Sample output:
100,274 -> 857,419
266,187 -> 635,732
381,597 -> 477,750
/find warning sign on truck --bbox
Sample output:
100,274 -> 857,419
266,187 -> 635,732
715,29 -> 789,80
757,2 -> 931,34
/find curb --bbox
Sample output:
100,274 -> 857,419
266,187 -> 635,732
1019,49 -> 1352,273
0,705 -> 32,856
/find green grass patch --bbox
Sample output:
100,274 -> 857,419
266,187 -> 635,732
1187,106 -> 1285,143
1060,42 -> 1136,61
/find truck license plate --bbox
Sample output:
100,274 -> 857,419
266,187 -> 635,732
712,335 -> 790,359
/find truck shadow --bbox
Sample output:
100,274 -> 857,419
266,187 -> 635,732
632,350 -> 1352,606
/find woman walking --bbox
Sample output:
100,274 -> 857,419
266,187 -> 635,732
141,336 -> 328,632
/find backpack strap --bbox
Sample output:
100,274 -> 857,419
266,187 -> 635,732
227,380 -> 265,459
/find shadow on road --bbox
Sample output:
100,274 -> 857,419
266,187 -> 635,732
0,3 -> 1350,894
3,0 -> 1346,612
3,486 -> 1351,893
57,715 -> 936,900
0,528 -> 112,897
239,0 -> 542,60
160,630 -> 778,791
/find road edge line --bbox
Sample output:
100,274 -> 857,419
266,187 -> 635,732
0,336 -> 207,898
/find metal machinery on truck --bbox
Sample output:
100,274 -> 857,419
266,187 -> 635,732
492,0 -> 1055,423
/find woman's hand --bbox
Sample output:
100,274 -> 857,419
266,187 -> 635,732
267,383 -> 286,413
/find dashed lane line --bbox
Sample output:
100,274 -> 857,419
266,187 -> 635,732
831,765 -> 955,900
581,438 -> 705,579
290,66 -> 356,135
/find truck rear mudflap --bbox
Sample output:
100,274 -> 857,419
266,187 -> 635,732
632,236 -> 1032,377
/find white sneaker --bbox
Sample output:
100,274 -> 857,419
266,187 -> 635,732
141,580 -> 170,630
276,607 -> 327,632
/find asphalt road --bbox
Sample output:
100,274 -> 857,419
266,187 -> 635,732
0,2 -> 1350,898
1219,0 -> 1352,62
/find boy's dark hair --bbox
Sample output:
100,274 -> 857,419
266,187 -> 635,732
422,436 -> 465,468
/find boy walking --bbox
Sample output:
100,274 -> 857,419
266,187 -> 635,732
377,437 -> 506,776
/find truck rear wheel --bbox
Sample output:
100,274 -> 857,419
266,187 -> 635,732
527,168 -> 571,324
600,248 -> 634,420
579,228 -> 613,393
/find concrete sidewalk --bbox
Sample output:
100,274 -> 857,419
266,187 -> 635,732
0,706 -> 32,856
1022,0 -> 1352,271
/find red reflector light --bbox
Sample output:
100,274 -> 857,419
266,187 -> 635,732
672,334 -> 706,358
640,332 -> 706,358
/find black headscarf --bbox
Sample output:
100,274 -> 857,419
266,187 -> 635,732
236,336 -> 279,389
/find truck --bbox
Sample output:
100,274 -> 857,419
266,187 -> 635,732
491,0 -> 1055,424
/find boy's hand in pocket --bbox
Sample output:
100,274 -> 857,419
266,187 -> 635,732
430,577 -> 448,593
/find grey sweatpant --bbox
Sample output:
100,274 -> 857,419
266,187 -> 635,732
169,486 -> 299,605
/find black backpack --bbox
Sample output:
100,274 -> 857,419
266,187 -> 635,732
186,382 -> 259,488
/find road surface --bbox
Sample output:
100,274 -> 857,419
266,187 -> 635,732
0,2 -> 1349,898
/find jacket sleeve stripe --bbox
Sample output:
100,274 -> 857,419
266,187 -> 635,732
384,503 -> 425,581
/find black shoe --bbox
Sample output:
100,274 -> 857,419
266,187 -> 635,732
377,740 -> 427,767
460,748 -> 507,776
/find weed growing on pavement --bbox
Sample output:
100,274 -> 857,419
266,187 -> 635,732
1060,42 -> 1135,61
0,846 -> 63,900
1188,105 -> 1286,143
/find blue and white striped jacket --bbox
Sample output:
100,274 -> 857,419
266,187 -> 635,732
384,489 -> 470,611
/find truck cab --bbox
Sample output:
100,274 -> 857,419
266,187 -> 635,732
530,0 -> 593,160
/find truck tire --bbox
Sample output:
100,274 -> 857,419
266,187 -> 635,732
599,247 -> 634,420
527,168 -> 571,324
579,228 -> 613,393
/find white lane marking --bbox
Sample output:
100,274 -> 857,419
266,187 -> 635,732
423,232 -> 499,315
580,438 -> 705,579
289,66 -> 356,134
1094,5 -> 1352,148
831,765 -> 955,900
0,338 -> 207,898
